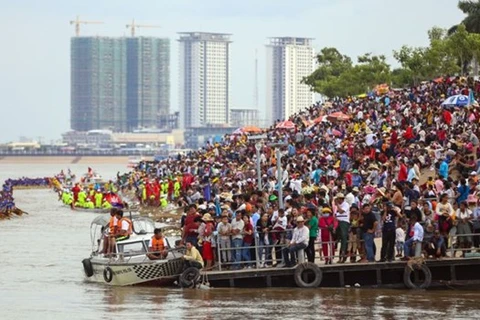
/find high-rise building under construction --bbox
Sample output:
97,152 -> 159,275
126,37 -> 170,131
71,36 -> 170,132
71,37 -> 127,132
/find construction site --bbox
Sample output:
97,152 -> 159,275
70,17 -> 171,133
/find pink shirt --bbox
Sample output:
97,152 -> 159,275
434,179 -> 444,193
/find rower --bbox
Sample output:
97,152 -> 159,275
147,228 -> 168,260
85,198 -> 95,209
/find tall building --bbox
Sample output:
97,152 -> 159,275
126,37 -> 170,131
71,37 -> 127,132
71,36 -> 170,132
266,37 -> 315,124
178,32 -> 231,128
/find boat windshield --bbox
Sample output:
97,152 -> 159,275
132,217 -> 155,235
117,240 -> 147,256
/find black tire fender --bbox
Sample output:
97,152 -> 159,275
179,267 -> 201,288
103,266 -> 113,283
403,264 -> 432,289
82,258 -> 94,277
294,262 -> 323,288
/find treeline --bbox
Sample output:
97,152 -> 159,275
304,24 -> 480,97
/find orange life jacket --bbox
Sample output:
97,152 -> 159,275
109,216 -> 117,233
151,236 -> 165,252
117,217 -> 132,235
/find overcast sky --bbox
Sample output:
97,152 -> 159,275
0,0 -> 465,143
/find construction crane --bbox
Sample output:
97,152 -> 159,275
126,19 -> 161,37
70,15 -> 104,36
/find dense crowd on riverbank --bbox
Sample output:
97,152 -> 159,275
116,76 -> 480,267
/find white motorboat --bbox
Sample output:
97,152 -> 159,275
82,215 -> 198,286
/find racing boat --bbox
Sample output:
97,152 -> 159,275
82,215 -> 198,286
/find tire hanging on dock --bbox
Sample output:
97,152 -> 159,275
294,262 -> 323,288
82,258 -> 94,277
403,264 -> 432,289
103,266 -> 113,283
179,267 -> 201,288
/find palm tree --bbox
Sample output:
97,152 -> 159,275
449,0 -> 480,34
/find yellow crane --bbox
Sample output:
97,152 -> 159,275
70,15 -> 104,36
126,19 -> 161,37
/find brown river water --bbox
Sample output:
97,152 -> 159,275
1,163 -> 480,319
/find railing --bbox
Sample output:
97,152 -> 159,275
213,228 -> 367,271
208,229 -> 480,271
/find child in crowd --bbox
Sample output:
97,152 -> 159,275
347,206 -> 360,262
395,224 -> 406,258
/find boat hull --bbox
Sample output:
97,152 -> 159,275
86,257 -> 185,286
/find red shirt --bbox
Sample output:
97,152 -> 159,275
398,164 -> 408,181
243,222 -> 254,244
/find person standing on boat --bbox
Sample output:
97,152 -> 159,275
147,228 -> 168,260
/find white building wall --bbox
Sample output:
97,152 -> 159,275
266,38 -> 315,123
179,33 -> 231,128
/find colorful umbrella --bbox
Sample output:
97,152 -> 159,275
441,94 -> 470,108
327,112 -> 350,122
313,116 -> 324,124
276,120 -> 296,130
241,125 -> 262,133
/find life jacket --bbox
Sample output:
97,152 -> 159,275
117,217 -> 133,235
109,216 -> 117,233
151,236 -> 165,252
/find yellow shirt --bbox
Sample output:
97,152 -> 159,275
185,246 -> 204,267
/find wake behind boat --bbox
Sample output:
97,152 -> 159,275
82,215 -> 200,287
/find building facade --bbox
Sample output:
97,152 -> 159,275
71,36 -> 170,132
230,108 -> 259,127
266,37 -> 315,124
178,32 -> 231,128
71,37 -> 127,132
126,37 -> 170,131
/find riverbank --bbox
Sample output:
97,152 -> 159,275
0,156 -> 150,165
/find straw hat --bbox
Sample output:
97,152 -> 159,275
296,216 -> 305,222
202,213 -> 214,222
335,193 -> 345,199
377,187 -> 386,197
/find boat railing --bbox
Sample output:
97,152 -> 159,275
99,246 -> 186,264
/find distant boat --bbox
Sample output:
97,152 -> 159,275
127,156 -> 145,168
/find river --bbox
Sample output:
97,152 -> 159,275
0,163 -> 479,319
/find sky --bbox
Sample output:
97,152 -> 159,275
0,0 -> 466,143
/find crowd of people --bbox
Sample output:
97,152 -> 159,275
113,75 -> 480,269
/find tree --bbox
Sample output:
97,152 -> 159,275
393,46 -> 427,85
304,50 -> 391,97
447,24 -> 480,74
449,0 -> 480,34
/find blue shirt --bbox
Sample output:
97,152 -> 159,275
352,175 -> 362,187
439,161 -> 449,179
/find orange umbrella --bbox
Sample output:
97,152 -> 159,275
327,112 -> 350,122
241,125 -> 263,133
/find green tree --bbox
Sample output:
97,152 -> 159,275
447,24 -> 480,74
393,46 -> 426,85
449,0 -> 480,34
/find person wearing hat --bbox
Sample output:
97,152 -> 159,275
201,213 -> 215,270
334,192 -> 350,263
319,207 -> 335,265
281,215 -> 309,268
